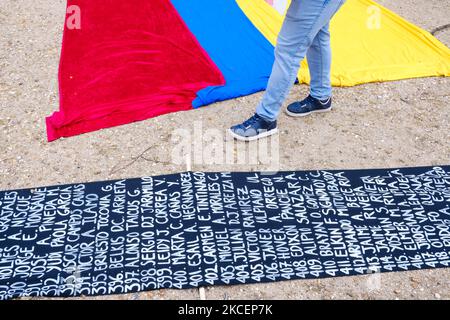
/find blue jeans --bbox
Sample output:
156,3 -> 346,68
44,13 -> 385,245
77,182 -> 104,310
256,0 -> 346,121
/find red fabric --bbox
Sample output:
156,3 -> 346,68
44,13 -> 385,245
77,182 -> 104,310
46,0 -> 225,141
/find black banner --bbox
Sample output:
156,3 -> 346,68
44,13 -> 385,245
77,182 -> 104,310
0,166 -> 449,299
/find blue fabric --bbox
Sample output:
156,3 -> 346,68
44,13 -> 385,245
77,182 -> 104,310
171,0 -> 275,108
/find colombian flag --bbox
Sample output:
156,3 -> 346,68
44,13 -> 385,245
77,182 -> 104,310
46,0 -> 450,141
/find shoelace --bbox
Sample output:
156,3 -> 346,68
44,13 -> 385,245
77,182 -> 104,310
300,95 -> 323,109
305,95 -> 316,105
242,114 -> 261,128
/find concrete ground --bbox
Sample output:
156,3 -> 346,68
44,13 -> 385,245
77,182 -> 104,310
0,0 -> 449,300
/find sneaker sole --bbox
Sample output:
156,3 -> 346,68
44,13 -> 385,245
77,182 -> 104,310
228,128 -> 278,142
285,106 -> 332,118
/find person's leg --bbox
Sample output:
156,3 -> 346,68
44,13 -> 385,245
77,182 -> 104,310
307,23 -> 332,100
256,0 -> 345,121
230,0 -> 345,141
284,22 -> 334,118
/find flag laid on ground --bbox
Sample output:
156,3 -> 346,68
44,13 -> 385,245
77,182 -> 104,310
46,0 -> 450,141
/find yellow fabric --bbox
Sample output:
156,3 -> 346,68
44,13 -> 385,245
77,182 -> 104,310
237,0 -> 450,86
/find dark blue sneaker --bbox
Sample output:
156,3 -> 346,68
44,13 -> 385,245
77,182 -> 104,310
229,114 -> 278,141
286,95 -> 332,117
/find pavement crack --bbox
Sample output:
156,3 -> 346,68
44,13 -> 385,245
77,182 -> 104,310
110,144 -> 160,174
431,23 -> 450,35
